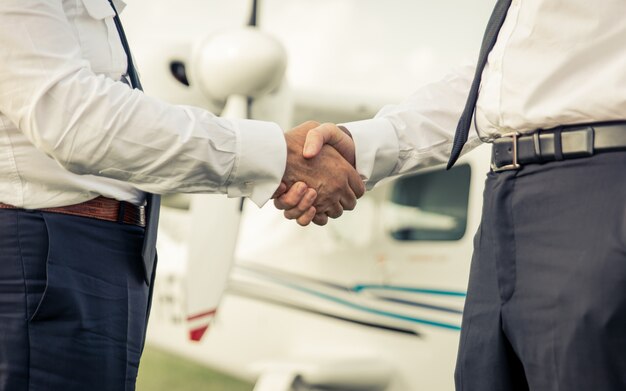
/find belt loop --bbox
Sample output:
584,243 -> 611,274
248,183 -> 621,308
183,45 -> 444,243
554,127 -> 564,161
533,131 -> 542,162
117,201 -> 126,223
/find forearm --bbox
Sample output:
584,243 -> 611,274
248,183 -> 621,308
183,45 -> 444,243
342,61 -> 481,188
24,72 -> 285,201
0,0 -> 286,205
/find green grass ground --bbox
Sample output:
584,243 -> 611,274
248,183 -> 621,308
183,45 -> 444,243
137,345 -> 254,391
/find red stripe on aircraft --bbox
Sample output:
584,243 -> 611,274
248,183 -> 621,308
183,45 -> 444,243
187,309 -> 217,321
189,325 -> 210,342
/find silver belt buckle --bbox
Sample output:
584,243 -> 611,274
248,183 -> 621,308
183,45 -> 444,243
491,132 -> 522,172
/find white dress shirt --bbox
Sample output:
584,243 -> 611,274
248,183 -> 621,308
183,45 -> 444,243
344,0 -> 626,189
0,0 -> 286,209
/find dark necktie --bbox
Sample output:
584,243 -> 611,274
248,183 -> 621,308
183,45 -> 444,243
109,0 -> 160,284
447,0 -> 513,169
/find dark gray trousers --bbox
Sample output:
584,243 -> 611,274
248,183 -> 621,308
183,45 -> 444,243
455,151 -> 626,390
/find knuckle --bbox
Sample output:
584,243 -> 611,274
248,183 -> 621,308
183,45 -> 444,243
344,200 -> 356,211
305,189 -> 318,204
281,196 -> 298,209
315,202 -> 331,215
296,208 -> 315,226
297,202 -> 309,213
355,185 -> 366,198
285,208 -> 306,219
313,216 -> 327,226
282,202 -> 297,211
285,207 -> 305,220
328,207 -> 343,219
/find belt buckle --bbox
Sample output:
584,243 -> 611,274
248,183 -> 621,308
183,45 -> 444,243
491,131 -> 522,172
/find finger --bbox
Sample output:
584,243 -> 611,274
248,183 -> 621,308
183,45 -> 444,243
271,182 -> 288,199
297,188 -> 318,213
340,191 -> 357,211
346,168 -> 365,199
312,213 -> 329,226
296,206 -> 317,226
273,182 -> 307,210
283,188 -> 318,219
337,177 -> 358,211
326,204 -> 344,219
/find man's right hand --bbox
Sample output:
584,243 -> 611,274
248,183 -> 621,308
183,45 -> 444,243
274,121 -> 362,226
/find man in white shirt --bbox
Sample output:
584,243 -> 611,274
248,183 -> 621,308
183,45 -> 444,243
0,1 -> 363,390
278,0 -> 626,389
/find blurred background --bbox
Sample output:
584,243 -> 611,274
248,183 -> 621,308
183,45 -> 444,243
121,0 -> 495,390
137,346 -> 253,390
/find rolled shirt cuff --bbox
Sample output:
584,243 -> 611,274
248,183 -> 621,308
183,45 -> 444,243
223,118 -> 286,207
340,118 -> 399,189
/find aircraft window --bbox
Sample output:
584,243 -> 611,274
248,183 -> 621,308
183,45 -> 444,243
384,164 -> 471,241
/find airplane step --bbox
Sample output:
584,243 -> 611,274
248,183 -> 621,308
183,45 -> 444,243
253,358 -> 392,391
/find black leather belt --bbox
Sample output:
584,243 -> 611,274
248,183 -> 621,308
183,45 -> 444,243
491,122 -> 626,172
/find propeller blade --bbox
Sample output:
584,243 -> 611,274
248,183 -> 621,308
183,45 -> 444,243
247,0 -> 259,116
248,0 -> 259,27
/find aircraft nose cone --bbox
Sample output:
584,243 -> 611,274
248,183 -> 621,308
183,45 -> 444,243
192,27 -> 287,101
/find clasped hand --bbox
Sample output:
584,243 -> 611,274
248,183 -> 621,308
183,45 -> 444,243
272,121 -> 363,226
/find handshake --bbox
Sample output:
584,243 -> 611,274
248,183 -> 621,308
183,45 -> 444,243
272,121 -> 365,226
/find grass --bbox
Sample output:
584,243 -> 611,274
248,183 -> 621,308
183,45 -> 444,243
137,345 -> 254,391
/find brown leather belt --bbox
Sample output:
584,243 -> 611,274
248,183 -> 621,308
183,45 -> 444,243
0,196 -> 145,227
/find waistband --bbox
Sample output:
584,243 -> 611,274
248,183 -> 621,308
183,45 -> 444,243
491,121 -> 626,172
0,196 -> 145,227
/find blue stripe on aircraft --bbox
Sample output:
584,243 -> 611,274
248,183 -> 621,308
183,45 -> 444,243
353,284 -> 467,297
260,275 -> 462,331
240,266 -> 464,331
376,296 -> 464,314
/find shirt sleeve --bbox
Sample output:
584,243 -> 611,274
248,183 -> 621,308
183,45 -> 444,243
0,0 -> 285,207
340,61 -> 482,189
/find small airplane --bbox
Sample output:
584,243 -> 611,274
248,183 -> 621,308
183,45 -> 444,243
121,0 -> 495,389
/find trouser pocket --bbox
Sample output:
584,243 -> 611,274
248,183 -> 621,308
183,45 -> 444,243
27,212 -> 149,391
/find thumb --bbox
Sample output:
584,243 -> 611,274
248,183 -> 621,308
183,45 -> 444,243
302,126 -> 326,159
303,123 -> 355,165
